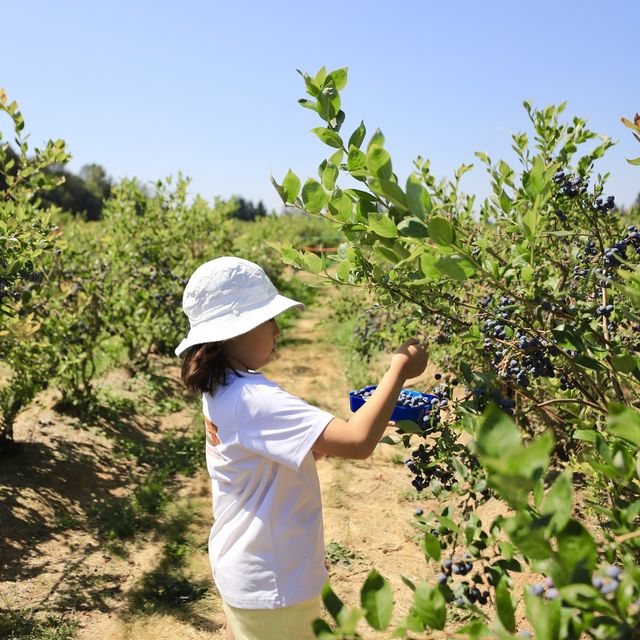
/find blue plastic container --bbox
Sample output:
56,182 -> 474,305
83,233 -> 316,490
349,386 -> 438,422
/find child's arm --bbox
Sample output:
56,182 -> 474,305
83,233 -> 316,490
312,339 -> 428,460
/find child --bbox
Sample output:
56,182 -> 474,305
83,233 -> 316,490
176,256 -> 428,640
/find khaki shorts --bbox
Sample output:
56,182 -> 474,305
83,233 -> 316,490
223,596 -> 322,640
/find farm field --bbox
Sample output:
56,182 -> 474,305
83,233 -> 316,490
2,62 -> 639,640
2,274 -> 448,639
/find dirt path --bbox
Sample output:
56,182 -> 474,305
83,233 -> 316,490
1,276 -> 443,639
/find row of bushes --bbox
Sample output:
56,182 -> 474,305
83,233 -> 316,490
0,91 -> 337,448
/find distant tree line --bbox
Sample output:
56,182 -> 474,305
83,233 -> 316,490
1,146 -> 271,221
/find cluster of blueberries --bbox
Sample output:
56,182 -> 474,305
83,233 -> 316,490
528,575 -> 560,600
603,225 -> 640,271
591,565 -> 624,596
401,381 -> 456,492
529,567 -> 623,602
406,443 -> 454,492
592,194 -> 616,215
553,170 -> 587,198
437,557 -> 489,606
596,304 -> 615,318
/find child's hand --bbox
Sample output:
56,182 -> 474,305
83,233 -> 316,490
390,338 -> 429,379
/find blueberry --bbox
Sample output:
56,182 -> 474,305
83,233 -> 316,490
442,559 -> 453,570
601,580 -> 619,595
605,565 -> 622,579
546,588 -> 559,600
434,373 -> 442,380
415,508 -> 423,516
529,584 -> 544,596
437,573 -> 447,584
455,597 -> 465,607
592,576 -> 604,589
543,576 -> 554,589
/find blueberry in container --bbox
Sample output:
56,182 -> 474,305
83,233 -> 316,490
349,386 -> 438,422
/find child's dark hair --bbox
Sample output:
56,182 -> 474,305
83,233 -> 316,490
180,342 -> 242,394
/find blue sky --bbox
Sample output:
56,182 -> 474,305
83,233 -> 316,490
2,1 -> 637,212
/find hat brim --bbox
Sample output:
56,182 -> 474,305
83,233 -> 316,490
175,294 -> 304,357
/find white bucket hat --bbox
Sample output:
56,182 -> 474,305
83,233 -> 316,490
175,256 -> 304,357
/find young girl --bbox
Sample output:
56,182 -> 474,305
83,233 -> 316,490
176,256 -> 428,640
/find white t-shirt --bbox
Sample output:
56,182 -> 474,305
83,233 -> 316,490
202,369 -> 334,609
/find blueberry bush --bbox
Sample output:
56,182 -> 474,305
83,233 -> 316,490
0,90 -> 69,443
0,90 -> 340,445
271,68 -> 640,639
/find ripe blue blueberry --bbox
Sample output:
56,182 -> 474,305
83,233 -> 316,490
601,580 -> 619,595
414,508 -> 423,516
529,584 -> 544,596
605,566 -> 622,579
546,588 -> 559,600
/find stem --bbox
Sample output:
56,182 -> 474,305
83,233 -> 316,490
533,397 -> 604,412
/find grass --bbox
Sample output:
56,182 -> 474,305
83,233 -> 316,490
325,541 -> 362,567
0,609 -> 77,640
128,504 -> 210,613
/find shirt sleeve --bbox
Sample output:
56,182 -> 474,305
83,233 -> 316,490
236,378 -> 334,471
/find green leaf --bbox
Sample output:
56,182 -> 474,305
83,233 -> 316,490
476,404 -> 521,457
610,354 -> 637,373
524,155 -> 547,198
422,531 -> 441,561
368,128 -> 385,149
413,583 -> 446,630
303,251 -> 323,274
406,175 -> 429,219
360,570 -> 393,630
282,169 -> 301,202
503,512 -> 553,559
311,618 -> 334,640
397,217 -> 429,238
368,213 -> 398,238
627,156 -> 640,166
572,353 -> 605,371
542,470 -> 573,534
270,175 -> 286,204
435,256 -> 467,281
525,588 -> 561,640
370,179 -> 407,209
455,620 -> 492,638
551,519 -> 597,586
329,149 -> 344,165
495,577 -> 515,633
321,581 -> 345,624
297,68 -> 321,97
347,146 -> 367,175
301,179 -> 327,213
606,403 -> 640,446
328,189 -> 353,222
311,127 -> 344,149
367,145 -> 392,180
373,242 -> 401,264
428,216 -> 454,245
499,190 -> 513,213
348,121 -> 366,150
327,67 -> 348,91
321,163 -> 339,190
280,246 -> 301,267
